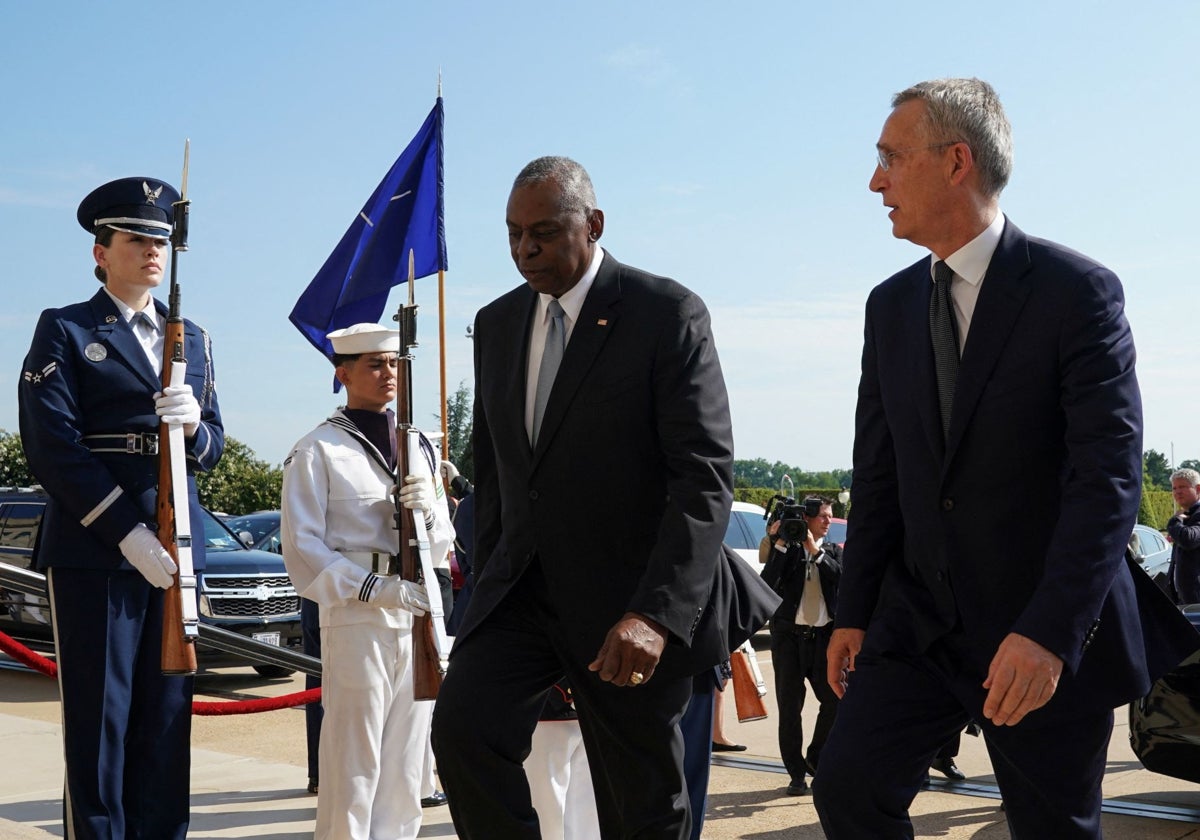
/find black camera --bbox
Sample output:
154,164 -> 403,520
765,495 -> 824,543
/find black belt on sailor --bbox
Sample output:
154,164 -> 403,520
82,432 -> 159,455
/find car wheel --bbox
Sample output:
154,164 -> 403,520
253,664 -> 295,679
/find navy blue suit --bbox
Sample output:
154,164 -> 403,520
19,288 -> 223,840
813,220 -> 1199,838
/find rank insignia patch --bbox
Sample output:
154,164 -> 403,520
23,362 -> 57,386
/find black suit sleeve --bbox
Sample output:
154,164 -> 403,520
627,290 -> 734,644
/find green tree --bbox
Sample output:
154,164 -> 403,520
0,430 -> 35,487
195,437 -> 282,515
1178,459 -> 1200,475
1143,449 -> 1172,490
442,381 -> 473,481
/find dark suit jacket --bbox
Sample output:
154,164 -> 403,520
838,219 -> 1198,710
456,251 -> 736,676
19,289 -> 224,571
1166,501 -> 1200,604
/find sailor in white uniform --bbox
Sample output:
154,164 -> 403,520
281,322 -> 453,840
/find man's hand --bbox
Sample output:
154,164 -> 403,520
826,628 -> 865,699
368,577 -> 430,616
982,632 -> 1062,726
588,612 -> 667,687
397,474 -> 434,514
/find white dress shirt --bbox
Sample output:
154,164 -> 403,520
930,211 -> 1005,354
103,287 -> 164,377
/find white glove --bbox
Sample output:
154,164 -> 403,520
118,524 -> 177,589
367,576 -> 430,616
439,460 -> 459,489
397,473 -> 434,515
155,384 -> 201,435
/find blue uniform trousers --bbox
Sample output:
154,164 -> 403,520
48,567 -> 192,840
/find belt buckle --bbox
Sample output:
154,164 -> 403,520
126,433 -> 159,455
372,553 -> 390,575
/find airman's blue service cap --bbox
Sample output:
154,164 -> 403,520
77,177 -> 180,240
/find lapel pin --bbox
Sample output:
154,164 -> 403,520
597,318 -> 608,326
105,315 -> 118,324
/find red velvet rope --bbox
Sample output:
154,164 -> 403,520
0,628 -> 320,715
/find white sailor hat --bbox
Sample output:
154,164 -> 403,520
77,177 -> 180,240
327,323 -> 401,356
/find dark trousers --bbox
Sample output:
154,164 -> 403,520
812,642 -> 1112,839
769,621 -> 839,784
679,673 -> 718,840
301,597 -> 323,783
432,563 -> 695,839
47,567 -> 193,840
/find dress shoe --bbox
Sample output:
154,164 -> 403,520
306,778 -> 318,795
930,756 -> 966,781
421,791 -> 449,807
711,741 -> 747,752
785,779 -> 810,796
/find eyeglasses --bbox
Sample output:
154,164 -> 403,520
876,142 -> 959,172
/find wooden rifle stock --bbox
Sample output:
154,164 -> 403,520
158,314 -> 196,675
395,256 -> 444,700
730,643 -> 769,723
396,428 -> 443,700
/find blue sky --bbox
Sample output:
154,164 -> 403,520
1,2 -> 1196,473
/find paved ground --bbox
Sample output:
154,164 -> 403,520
1,639 -> 1198,839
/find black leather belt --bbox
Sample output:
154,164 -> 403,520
82,432 -> 159,455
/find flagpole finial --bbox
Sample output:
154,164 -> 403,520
437,70 -> 442,99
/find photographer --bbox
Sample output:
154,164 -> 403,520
760,497 -> 841,796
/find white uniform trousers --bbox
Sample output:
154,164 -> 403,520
316,622 -> 430,840
524,719 -> 601,840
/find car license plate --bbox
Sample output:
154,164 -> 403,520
253,631 -> 281,647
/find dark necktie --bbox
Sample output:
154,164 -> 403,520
929,261 -> 959,441
532,299 -> 566,446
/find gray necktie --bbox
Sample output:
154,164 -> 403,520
797,555 -> 823,626
929,261 -> 959,441
135,311 -> 162,376
532,299 -> 566,446
135,311 -> 156,339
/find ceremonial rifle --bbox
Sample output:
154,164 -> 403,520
159,140 -> 201,674
394,250 -> 449,699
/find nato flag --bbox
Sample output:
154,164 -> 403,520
290,97 -> 447,359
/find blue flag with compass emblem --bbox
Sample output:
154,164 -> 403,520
290,97 -> 446,361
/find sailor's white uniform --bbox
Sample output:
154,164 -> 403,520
282,409 -> 452,840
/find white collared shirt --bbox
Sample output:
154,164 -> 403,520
930,211 -> 1006,354
794,536 -> 832,628
524,246 -> 604,443
102,287 -> 164,377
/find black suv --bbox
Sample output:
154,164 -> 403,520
0,487 -> 303,676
